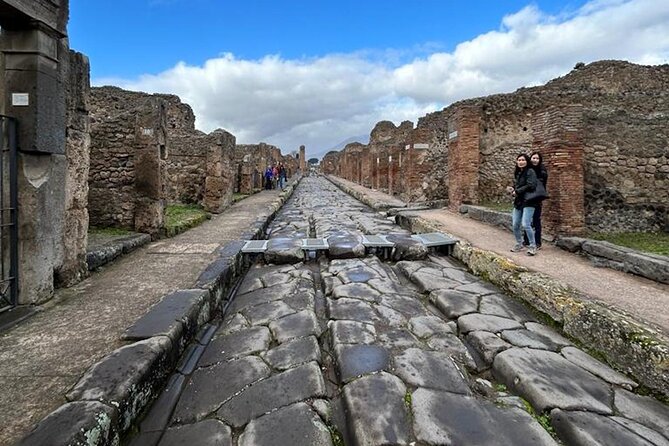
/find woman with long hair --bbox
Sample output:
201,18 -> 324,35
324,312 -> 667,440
507,153 -> 538,256
529,151 -> 548,249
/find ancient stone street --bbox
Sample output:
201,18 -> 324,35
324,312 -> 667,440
125,176 -> 669,446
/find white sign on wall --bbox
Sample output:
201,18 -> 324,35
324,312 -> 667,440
448,131 -> 458,140
11,93 -> 29,106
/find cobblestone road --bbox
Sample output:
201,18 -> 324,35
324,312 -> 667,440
130,177 -> 669,446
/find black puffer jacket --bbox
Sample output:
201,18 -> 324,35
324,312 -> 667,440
513,167 -> 537,209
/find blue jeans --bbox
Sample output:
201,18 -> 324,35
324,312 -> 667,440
512,206 -> 536,247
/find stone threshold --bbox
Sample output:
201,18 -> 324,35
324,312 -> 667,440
17,178 -> 303,446
395,212 -> 669,400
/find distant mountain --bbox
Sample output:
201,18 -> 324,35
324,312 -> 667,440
310,134 -> 369,160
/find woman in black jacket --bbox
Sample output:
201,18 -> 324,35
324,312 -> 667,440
529,151 -> 548,249
507,153 -> 539,256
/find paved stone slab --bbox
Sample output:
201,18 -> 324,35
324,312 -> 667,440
338,266 -> 379,284
327,297 -> 379,322
262,270 -> 295,287
454,281 -> 500,295
343,372 -> 410,446
388,234 -> 428,260
66,337 -> 173,431
457,313 -> 524,334
493,348 -> 613,413
17,401 -> 119,446
160,419 -> 232,446
332,283 -> 380,302
367,278 -> 406,294
551,409 -> 657,446
269,310 -> 321,343
412,388 -> 557,446
330,320 -> 376,345
379,294 -> 427,317
611,416 -> 669,446
219,313 -> 250,335
216,362 -> 326,427
228,282 -> 296,313
376,305 -> 408,326
264,238 -> 304,264
238,403 -> 333,446
322,275 -> 343,296
378,328 -> 421,351
241,300 -> 296,326
395,348 -> 470,395
262,336 -> 321,370
466,330 -> 512,365
479,293 -> 537,322
123,289 -> 209,343
236,277 -> 264,295
410,270 -> 460,292
615,389 -> 669,438
561,346 -> 637,389
199,326 -> 271,367
409,315 -> 456,339
440,266 -> 476,283
432,289 -> 480,318
172,356 -> 270,423
335,344 -> 390,382
426,333 -> 477,370
501,329 -> 562,350
525,322 -> 573,347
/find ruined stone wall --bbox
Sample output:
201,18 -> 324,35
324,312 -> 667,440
235,143 -> 283,192
447,106 -> 481,210
399,127 -> 432,202
89,87 -> 166,236
165,131 -> 208,205
321,151 -> 340,175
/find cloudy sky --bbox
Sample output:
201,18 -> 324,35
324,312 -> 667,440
70,0 -> 669,158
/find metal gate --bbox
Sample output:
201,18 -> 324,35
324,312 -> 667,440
0,115 -> 18,310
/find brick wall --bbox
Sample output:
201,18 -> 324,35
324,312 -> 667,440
448,105 -> 481,210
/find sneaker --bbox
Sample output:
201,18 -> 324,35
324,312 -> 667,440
527,247 -> 537,256
536,245 -> 542,250
510,244 -> 525,252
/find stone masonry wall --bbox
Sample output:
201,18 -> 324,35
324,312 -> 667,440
447,106 -> 481,210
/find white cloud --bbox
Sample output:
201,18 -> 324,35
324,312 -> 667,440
96,0 -> 669,158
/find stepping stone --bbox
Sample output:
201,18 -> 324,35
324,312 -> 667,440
329,320 -> 376,345
216,362 -> 326,427
551,409 -> 658,446
343,372 -> 411,446
412,388 -> 557,446
262,336 -> 321,370
480,294 -> 536,322
264,238 -> 304,264
335,344 -> 390,382
332,283 -> 380,302
408,315 -> 456,339
242,301 -> 296,326
269,310 -> 321,343
501,329 -> 562,351
561,346 -> 637,389
160,420 -> 232,446
388,234 -> 428,260
327,298 -> 379,323
466,331 -> 512,365
614,389 -> 669,438
394,348 -> 470,395
172,356 -> 270,423
458,314 -> 524,334
431,289 -> 479,318
327,234 -> 365,259
199,326 -> 271,367
238,403 -> 332,446
493,348 -> 613,414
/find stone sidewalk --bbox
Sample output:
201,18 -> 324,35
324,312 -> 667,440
0,184 -> 296,446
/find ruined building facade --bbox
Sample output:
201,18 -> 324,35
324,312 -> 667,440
323,61 -> 669,235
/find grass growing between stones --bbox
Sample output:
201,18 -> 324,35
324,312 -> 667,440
589,231 -> 669,256
165,204 -> 209,237
479,200 -> 514,213
521,399 -> 556,438
232,193 -> 250,203
89,226 -> 134,236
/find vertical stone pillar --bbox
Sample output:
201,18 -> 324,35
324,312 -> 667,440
448,105 -> 481,211
55,50 -> 90,287
532,105 -> 585,236
204,130 -> 235,213
133,99 -> 166,236
299,145 -> 306,173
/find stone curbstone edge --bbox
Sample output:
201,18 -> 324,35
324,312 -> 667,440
395,212 -> 669,398
17,176 -> 304,445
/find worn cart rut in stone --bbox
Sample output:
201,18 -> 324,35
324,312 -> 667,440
127,176 -> 669,446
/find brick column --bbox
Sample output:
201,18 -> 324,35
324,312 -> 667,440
299,145 -> 306,172
448,105 -> 481,210
532,105 -> 585,236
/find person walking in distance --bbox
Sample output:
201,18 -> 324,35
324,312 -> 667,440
264,166 -> 273,190
507,153 -> 539,256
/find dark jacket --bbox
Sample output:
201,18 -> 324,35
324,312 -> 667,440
513,167 -> 537,209
534,165 -> 548,188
